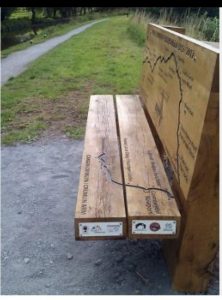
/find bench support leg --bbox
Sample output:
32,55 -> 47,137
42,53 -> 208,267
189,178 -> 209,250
163,88 -> 219,292
164,195 -> 218,292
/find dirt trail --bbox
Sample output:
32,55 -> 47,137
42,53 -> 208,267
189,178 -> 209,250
1,19 -> 107,86
1,136 -> 218,295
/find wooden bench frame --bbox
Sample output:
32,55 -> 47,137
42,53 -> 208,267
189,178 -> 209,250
75,24 -> 219,293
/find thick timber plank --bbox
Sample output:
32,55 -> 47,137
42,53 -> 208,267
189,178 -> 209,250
75,95 -> 126,240
116,95 -> 181,239
164,55 -> 219,292
140,23 -> 219,291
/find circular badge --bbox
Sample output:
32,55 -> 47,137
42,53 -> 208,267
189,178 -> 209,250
150,222 -> 160,232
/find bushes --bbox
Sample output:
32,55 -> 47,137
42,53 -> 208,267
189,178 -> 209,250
2,18 -> 31,33
127,22 -> 146,47
126,11 -> 152,47
127,9 -> 219,43
202,17 -> 219,42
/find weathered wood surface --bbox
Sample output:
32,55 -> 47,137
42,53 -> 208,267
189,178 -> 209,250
116,95 -> 180,239
164,55 -> 219,292
201,41 -> 219,48
140,23 -> 219,292
162,25 -> 185,34
140,23 -> 219,199
75,95 -> 126,240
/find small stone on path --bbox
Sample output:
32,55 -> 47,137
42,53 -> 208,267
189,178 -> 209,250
94,259 -> 102,266
116,256 -> 124,263
66,253 -> 73,260
24,258 -> 30,264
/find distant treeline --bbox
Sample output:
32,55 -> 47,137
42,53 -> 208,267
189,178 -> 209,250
134,7 -> 219,18
2,7 -> 219,22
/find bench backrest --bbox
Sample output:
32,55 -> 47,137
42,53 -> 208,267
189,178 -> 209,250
140,23 -> 219,200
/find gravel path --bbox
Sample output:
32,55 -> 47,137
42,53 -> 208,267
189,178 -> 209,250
1,136 -> 218,295
1,136 -> 179,295
1,19 -> 107,86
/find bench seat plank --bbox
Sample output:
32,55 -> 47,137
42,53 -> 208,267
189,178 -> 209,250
75,95 -> 126,240
116,95 -> 181,239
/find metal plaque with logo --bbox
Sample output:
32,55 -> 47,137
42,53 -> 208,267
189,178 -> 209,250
79,222 -> 123,237
132,220 -> 176,235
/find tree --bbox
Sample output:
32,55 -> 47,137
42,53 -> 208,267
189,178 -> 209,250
1,7 -> 16,21
26,7 -> 39,23
58,7 -> 72,18
31,7 -> 36,23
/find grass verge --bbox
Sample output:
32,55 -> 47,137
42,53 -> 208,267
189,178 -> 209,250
65,126 -> 85,139
1,13 -> 110,58
1,16 -> 143,145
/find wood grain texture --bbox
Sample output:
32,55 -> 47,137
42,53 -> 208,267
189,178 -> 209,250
140,23 -> 219,291
140,23 -> 219,199
75,95 -> 126,240
116,95 -> 180,239
164,56 -> 219,292
162,25 -> 185,34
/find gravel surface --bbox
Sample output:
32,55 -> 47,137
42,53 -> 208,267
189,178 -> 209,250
1,136 -> 219,295
1,19 -> 107,86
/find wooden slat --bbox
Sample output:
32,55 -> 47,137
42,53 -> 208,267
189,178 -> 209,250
116,95 -> 181,239
75,95 -> 126,240
162,25 -> 185,34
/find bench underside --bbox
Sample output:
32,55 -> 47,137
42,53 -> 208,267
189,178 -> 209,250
75,95 -> 181,240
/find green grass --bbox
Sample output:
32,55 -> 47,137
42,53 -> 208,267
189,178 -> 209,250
2,121 -> 47,145
9,8 -> 32,19
127,21 -> 146,47
1,13 -> 109,58
1,16 -> 143,145
65,126 -> 85,139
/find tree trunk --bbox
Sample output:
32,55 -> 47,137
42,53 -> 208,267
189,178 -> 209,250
72,7 -> 77,16
31,7 -> 36,24
53,8 -> 57,18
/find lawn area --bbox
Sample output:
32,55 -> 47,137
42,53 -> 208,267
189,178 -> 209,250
1,16 -> 143,145
1,13 -> 109,58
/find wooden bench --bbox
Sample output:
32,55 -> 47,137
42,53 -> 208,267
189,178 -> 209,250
75,95 -> 180,240
75,23 -> 219,292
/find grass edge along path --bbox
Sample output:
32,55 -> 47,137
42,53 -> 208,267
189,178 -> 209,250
1,13 -> 113,58
1,16 -> 143,145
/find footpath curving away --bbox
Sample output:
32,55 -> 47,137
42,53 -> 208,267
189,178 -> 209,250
1,19 -> 107,86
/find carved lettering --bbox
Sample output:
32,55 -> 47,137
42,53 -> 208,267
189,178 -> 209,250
145,191 -> 161,215
180,125 -> 197,160
81,154 -> 91,214
123,138 -> 132,182
151,29 -> 196,61
148,150 -> 161,187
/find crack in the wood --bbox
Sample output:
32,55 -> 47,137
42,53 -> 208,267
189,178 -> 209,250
97,152 -> 174,199
143,48 -> 183,184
